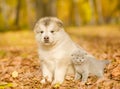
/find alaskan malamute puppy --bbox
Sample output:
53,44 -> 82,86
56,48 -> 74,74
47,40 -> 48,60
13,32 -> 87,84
34,17 -> 78,84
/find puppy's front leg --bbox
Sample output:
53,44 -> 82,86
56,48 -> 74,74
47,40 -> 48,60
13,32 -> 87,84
41,63 -> 53,84
52,63 -> 68,85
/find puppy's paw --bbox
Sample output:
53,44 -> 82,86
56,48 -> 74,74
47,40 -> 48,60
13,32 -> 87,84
40,77 -> 52,84
40,79 -> 46,84
52,83 -> 61,88
52,80 -> 63,85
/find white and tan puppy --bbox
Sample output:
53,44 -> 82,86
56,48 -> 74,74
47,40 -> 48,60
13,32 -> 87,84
34,17 -> 78,84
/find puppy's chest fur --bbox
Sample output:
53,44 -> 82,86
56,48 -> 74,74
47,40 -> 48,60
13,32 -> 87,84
39,47 -> 69,63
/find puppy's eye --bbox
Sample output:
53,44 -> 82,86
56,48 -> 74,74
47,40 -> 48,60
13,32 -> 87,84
40,31 -> 44,34
51,31 -> 54,33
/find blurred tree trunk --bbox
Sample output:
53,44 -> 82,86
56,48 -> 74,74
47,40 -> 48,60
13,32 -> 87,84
15,0 -> 21,27
69,0 -> 74,26
96,0 -> 104,24
70,0 -> 81,26
35,0 -> 56,20
26,0 -> 33,28
73,0 -> 81,26
35,0 -> 43,19
89,0 -> 96,25
1,0 -> 8,27
49,0 -> 57,16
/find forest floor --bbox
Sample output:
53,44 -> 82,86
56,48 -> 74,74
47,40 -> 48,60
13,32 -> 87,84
0,25 -> 120,89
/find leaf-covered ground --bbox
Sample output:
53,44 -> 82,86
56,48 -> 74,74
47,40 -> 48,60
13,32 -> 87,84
0,25 -> 120,89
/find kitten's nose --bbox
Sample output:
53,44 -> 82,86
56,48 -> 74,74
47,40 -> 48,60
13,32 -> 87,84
44,36 -> 49,40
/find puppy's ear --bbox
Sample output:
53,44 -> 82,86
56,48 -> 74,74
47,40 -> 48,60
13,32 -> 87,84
56,20 -> 64,28
33,22 -> 39,34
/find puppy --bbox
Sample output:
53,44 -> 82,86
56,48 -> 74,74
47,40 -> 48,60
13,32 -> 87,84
34,17 -> 79,84
71,49 -> 110,83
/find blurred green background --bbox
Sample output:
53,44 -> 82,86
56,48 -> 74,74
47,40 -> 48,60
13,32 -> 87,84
0,0 -> 120,31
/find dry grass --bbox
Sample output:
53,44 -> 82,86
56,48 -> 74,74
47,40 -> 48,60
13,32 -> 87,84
0,25 -> 120,89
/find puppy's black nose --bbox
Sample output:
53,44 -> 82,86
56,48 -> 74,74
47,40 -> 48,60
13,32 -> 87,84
44,36 -> 49,40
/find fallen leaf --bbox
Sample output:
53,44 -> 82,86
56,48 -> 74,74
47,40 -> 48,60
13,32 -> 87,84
111,65 -> 120,77
0,83 -> 13,89
53,83 -> 60,89
12,71 -> 18,78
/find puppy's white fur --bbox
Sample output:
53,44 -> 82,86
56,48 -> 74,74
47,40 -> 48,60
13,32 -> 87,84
34,17 -> 78,84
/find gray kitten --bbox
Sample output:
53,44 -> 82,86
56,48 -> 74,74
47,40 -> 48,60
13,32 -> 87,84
71,50 -> 110,83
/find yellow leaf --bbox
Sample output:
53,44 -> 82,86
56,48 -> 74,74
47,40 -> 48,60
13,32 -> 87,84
12,71 -> 18,78
0,83 -> 13,89
53,83 -> 60,88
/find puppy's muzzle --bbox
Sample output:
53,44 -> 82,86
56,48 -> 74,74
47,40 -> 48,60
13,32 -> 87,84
44,36 -> 49,43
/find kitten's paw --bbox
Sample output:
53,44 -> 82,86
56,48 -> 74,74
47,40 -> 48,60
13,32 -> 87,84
80,81 -> 87,85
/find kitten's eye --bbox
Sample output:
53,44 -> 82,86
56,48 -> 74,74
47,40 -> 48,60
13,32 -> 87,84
51,31 -> 54,33
40,31 -> 44,34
